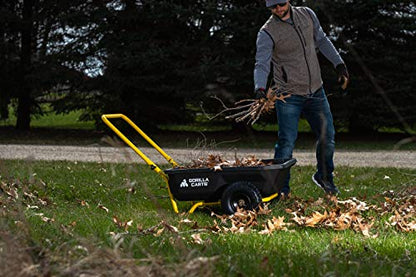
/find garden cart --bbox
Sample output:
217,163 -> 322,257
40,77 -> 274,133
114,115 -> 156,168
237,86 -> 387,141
101,114 -> 296,214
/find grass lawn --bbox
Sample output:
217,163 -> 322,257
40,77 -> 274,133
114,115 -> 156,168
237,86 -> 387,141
1,159 -> 416,276
0,105 -> 95,130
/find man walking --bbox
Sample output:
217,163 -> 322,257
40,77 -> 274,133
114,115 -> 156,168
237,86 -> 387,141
254,0 -> 349,197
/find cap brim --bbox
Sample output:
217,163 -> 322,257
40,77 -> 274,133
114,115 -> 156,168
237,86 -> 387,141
266,0 -> 288,7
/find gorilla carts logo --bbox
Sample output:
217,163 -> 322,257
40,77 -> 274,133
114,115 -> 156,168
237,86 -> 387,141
179,178 -> 209,188
180,179 -> 188,188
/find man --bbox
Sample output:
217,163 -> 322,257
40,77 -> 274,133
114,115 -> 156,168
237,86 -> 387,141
254,0 -> 349,197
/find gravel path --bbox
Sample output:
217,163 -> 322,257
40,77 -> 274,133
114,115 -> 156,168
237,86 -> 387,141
1,144 -> 415,169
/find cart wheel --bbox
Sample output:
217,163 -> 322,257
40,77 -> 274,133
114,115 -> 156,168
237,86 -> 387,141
221,182 -> 262,214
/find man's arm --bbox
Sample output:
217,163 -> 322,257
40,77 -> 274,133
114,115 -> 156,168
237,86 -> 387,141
307,7 -> 349,89
306,7 -> 344,67
254,30 -> 274,90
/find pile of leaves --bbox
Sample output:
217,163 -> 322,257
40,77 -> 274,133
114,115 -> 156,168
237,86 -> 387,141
201,197 -> 377,237
181,154 -> 267,170
210,205 -> 273,233
106,190 -> 416,239
286,196 -> 376,237
381,188 -> 416,232
208,190 -> 416,236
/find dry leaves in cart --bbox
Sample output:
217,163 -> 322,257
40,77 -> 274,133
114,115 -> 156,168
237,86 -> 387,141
183,154 -> 268,170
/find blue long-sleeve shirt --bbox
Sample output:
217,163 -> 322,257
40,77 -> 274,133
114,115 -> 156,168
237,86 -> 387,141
254,7 -> 344,90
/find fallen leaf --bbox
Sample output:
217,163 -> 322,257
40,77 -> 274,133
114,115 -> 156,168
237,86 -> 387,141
98,204 -> 109,213
80,200 -> 89,207
112,216 -> 133,231
155,227 -> 164,237
191,233 -> 204,244
305,211 -> 328,227
213,165 -> 222,171
162,221 -> 178,233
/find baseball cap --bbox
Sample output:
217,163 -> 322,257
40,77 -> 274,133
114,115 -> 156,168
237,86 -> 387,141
265,0 -> 288,7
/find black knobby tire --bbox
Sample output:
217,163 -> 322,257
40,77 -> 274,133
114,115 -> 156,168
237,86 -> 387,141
221,181 -> 262,215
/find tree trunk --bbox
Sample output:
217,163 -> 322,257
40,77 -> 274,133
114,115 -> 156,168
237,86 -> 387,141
0,26 -> 8,120
16,0 -> 34,130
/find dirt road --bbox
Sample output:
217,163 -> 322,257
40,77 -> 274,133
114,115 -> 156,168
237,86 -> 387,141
1,144 -> 415,168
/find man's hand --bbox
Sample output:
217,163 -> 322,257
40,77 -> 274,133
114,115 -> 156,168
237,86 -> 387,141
255,88 -> 267,99
336,63 -> 349,90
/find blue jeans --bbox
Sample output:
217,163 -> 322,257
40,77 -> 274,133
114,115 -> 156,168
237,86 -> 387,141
274,87 -> 335,193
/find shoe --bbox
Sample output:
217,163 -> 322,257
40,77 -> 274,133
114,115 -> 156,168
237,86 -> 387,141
312,173 -> 340,195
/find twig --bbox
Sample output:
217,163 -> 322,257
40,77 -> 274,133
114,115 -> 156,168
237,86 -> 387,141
202,86 -> 293,125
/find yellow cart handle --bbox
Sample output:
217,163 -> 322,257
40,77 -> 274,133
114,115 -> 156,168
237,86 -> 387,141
101,113 -> 179,213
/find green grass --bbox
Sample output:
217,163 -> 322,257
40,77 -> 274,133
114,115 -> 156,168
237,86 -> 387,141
31,110 -> 95,130
1,159 -> 416,275
0,104 -> 95,130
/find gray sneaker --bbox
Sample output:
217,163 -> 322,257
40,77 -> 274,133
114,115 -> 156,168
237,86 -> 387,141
312,173 -> 340,195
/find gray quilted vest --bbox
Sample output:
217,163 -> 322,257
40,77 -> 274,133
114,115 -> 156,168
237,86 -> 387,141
261,7 -> 323,95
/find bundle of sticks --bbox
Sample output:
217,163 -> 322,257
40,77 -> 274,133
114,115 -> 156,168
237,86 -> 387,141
217,87 -> 291,125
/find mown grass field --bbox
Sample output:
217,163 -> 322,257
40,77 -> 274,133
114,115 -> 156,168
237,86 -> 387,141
0,105 -> 95,130
1,159 -> 416,276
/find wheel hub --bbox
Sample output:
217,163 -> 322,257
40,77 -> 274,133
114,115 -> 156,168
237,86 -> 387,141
231,193 -> 251,209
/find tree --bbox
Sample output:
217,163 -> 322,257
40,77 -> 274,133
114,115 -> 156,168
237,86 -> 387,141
312,0 -> 416,134
0,1 -> 19,120
2,0 -> 414,134
86,0 -> 268,130
94,0 -> 198,130
0,0 -> 100,130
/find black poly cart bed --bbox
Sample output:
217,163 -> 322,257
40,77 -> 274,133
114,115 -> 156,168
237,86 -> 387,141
165,158 -> 296,214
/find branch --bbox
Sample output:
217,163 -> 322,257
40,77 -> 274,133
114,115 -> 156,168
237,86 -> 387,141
201,87 -> 293,125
